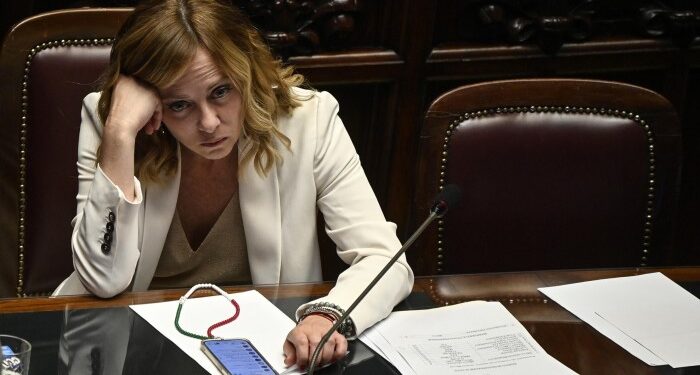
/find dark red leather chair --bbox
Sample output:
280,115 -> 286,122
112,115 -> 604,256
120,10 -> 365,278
0,8 -> 132,297
411,79 -> 682,279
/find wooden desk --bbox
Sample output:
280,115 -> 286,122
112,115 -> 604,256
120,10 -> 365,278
429,267 -> 700,375
1,267 -> 699,374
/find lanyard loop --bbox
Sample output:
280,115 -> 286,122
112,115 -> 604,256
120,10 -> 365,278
174,283 -> 241,340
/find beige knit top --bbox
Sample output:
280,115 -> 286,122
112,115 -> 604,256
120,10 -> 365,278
150,190 -> 251,289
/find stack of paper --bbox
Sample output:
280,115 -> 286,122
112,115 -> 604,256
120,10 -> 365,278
130,290 -> 300,375
539,272 -> 700,368
359,301 -> 577,374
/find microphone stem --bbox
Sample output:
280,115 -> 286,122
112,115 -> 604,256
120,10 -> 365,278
307,211 -> 438,374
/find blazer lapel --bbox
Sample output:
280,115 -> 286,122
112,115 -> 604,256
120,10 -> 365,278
238,140 -> 282,284
131,149 -> 181,291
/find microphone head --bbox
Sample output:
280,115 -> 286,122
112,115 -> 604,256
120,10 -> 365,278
431,184 -> 462,218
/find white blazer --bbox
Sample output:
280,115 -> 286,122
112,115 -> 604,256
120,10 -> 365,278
53,88 -> 413,334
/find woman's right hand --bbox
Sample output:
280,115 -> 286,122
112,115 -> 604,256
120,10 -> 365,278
100,75 -> 161,202
105,75 -> 163,138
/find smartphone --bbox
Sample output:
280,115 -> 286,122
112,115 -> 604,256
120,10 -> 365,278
201,338 -> 277,375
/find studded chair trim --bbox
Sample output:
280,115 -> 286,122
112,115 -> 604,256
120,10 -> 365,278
433,106 -> 655,294
429,105 -> 655,305
17,38 -> 114,297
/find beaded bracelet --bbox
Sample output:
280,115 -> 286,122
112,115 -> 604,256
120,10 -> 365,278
298,302 -> 356,338
300,311 -> 336,324
174,283 -> 241,340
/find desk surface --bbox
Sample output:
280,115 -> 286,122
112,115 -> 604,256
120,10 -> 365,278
1,267 -> 699,374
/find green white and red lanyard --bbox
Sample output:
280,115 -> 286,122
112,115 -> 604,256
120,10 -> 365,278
174,283 -> 241,340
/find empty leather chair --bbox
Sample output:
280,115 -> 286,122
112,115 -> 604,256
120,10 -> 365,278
411,79 -> 682,278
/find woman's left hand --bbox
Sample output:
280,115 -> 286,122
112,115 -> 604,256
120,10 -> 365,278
283,315 -> 348,370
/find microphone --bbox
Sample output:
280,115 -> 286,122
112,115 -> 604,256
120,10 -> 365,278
430,184 -> 462,218
307,184 -> 462,374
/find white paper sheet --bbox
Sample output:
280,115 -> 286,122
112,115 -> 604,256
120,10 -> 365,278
539,274 -> 666,366
130,290 -> 300,375
540,272 -> 700,368
592,273 -> 700,368
362,327 -> 416,375
359,301 -> 576,375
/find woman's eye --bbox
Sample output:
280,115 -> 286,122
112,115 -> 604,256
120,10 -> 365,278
212,85 -> 231,99
168,101 -> 189,112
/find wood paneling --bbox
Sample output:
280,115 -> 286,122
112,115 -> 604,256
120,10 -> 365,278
1,1 -> 699,296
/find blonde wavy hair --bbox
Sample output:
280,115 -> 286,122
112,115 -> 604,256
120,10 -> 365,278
97,0 -> 305,182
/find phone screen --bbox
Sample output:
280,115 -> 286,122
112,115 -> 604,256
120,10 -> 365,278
201,339 -> 277,375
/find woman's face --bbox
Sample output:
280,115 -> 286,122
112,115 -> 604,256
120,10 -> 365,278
159,48 -> 243,161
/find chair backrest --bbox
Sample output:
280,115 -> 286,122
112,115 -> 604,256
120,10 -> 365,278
411,79 -> 682,276
0,8 -> 132,296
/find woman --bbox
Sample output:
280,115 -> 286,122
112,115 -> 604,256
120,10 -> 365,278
52,0 -> 413,369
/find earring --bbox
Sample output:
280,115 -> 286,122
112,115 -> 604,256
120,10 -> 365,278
159,127 -> 167,136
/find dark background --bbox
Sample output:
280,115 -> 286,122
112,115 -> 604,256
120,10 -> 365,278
3,0 -> 700,268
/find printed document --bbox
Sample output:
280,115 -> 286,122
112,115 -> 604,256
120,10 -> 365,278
360,301 -> 576,374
